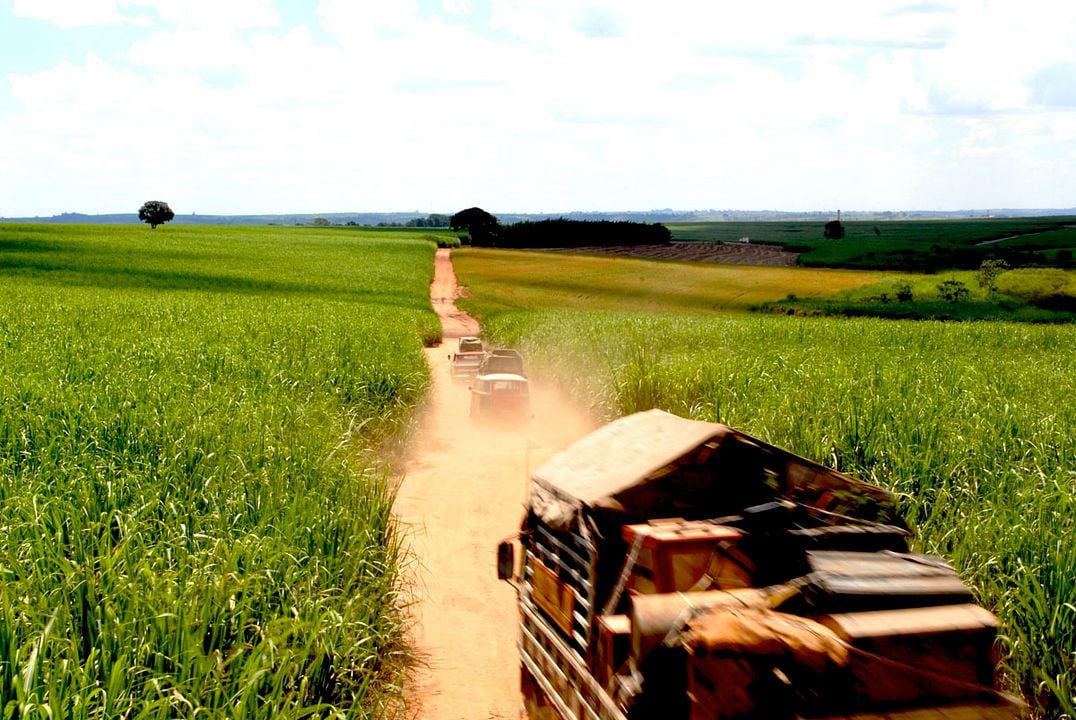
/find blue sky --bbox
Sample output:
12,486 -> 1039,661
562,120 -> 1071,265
1,0 -> 1074,216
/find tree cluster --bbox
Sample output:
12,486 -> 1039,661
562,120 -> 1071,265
407,214 -> 450,228
449,207 -> 670,249
937,279 -> 971,303
498,219 -> 672,248
925,246 -> 1056,272
376,214 -> 451,228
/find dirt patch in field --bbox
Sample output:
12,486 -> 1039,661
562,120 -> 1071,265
394,249 -> 597,719
547,241 -> 800,266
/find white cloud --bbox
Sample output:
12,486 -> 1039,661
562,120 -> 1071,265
139,0 -> 279,29
12,0 -> 128,28
2,0 -> 1075,215
318,0 -> 420,40
11,0 -> 279,29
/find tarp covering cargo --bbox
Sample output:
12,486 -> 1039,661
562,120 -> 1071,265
529,409 -> 896,530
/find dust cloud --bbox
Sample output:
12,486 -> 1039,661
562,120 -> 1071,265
394,249 -> 596,719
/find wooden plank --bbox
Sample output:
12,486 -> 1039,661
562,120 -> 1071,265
815,604 -> 1000,706
807,551 -> 956,578
820,604 -> 997,639
816,575 -> 970,596
806,574 -> 974,612
532,557 -> 577,637
800,699 -> 1025,719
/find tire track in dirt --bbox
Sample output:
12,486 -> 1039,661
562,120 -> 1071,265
394,249 -> 596,719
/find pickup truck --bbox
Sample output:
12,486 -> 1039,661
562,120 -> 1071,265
498,409 -> 1025,720
448,336 -> 486,382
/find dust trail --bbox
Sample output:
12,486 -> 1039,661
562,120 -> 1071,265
395,249 -> 596,719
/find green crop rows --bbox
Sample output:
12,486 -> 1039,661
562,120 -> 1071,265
0,224 -> 441,718
477,307 -> 1075,718
670,217 -> 1076,270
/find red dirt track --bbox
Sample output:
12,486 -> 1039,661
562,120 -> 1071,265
394,249 -> 596,719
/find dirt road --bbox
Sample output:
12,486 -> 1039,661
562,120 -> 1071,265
394,249 -> 596,719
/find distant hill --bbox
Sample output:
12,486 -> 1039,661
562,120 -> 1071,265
3,208 -> 1076,226
0,211 -> 441,226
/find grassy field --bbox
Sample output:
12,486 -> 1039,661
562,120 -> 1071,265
669,216 -> 1076,248
0,223 -> 445,717
670,217 -> 1076,270
455,248 -> 1076,718
452,247 -> 884,314
765,269 -> 1076,322
455,246 -> 1076,324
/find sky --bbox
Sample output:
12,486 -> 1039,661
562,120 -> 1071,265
1,0 -> 1075,216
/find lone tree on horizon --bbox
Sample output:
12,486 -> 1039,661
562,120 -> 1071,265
138,200 -> 175,229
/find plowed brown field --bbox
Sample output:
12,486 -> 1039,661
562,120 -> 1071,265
548,241 -> 799,265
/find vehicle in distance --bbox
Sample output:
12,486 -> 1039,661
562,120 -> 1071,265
470,372 -> 530,425
478,348 -> 526,377
449,335 -> 485,382
498,409 -> 1025,720
458,336 -> 484,354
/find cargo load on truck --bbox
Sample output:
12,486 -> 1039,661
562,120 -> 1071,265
478,348 -> 526,377
498,409 -> 1024,720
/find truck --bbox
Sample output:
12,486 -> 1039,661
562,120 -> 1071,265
478,348 -> 526,377
470,372 -> 531,425
497,409 -> 1025,720
448,335 -> 486,382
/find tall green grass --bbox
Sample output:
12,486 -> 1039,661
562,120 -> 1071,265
0,224 -> 437,717
482,309 -> 1075,718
